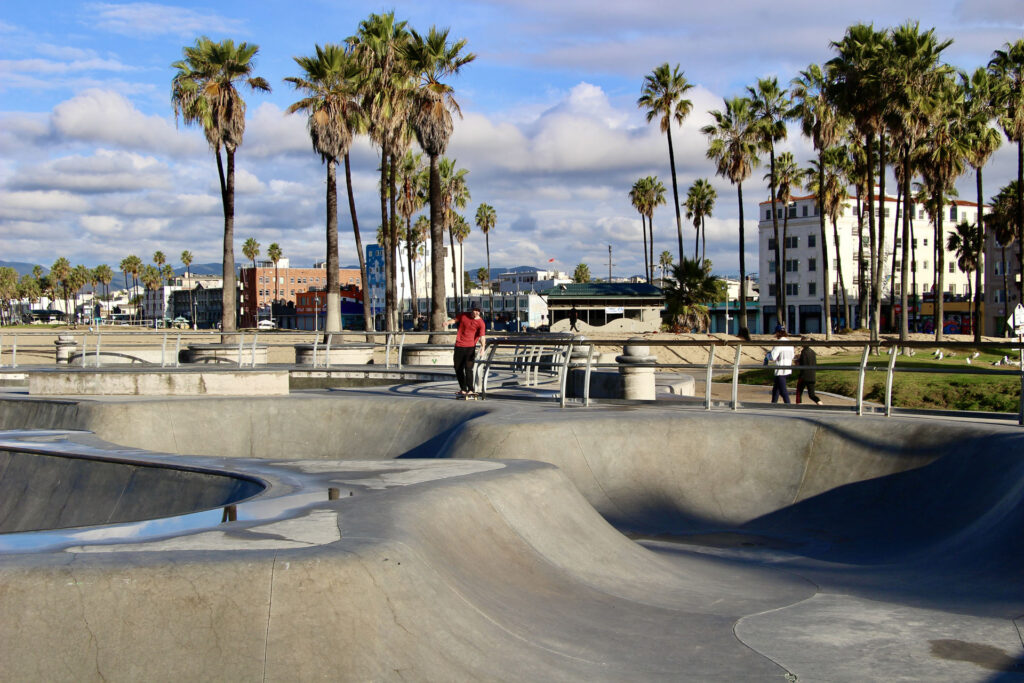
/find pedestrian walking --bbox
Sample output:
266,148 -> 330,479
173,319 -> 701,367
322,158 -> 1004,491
795,344 -> 823,405
768,324 -> 794,404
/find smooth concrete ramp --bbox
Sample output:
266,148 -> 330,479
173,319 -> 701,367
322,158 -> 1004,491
1,393 -> 1023,680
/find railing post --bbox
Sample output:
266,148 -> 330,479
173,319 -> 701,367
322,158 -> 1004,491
237,334 -> 244,369
856,344 -> 870,416
480,343 -> 497,397
11,334 -> 16,368
175,333 -> 181,368
80,335 -> 87,367
398,332 -> 406,370
704,343 -> 716,410
558,340 -> 574,408
583,345 -> 595,408
250,335 -> 258,367
731,345 -> 742,410
325,333 -> 333,368
312,334 -> 319,368
384,333 -> 392,369
161,332 -> 168,367
885,344 -> 898,417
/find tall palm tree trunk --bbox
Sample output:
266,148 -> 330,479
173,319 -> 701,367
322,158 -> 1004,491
769,150 -> 783,327
856,188 -> 866,328
935,192 -> 946,342
221,148 -> 237,339
648,213 -> 655,283
737,182 -> 748,331
667,125 -> 685,264
889,182 -> 900,333
818,157 -> 831,340
1017,142 -> 1023,304
389,155 -> 401,331
874,134 -> 886,338
407,216 -> 419,326
701,216 -> 707,264
900,152 -> 912,340
694,218 -> 700,262
380,154 -> 393,333
865,135 -> 878,341
485,232 -> 493,326
344,154 -> 374,338
325,158 -> 340,336
834,217 -> 851,329
975,169 -> 985,341
428,155 -> 446,340
783,203 -> 791,328
641,213 -> 649,283
449,223 -> 459,312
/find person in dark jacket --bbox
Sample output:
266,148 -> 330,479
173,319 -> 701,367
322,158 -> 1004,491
795,344 -> 823,405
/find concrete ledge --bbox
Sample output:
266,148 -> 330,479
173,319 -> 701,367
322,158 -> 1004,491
401,343 -> 454,367
187,343 -> 268,365
28,369 -> 290,396
294,343 -> 373,365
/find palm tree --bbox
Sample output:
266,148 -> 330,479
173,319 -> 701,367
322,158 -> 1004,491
685,179 -> 716,264
828,23 -> 888,339
437,157 -> 470,315
792,62 -> 844,340
153,251 -> 166,270
989,181 -> 1020,321
395,150 -> 426,324
404,25 -> 475,339
94,264 -> 113,320
452,213 -> 471,311
638,63 -> 693,265
172,37 -> 270,337
286,43 -> 364,336
242,237 -> 259,326
748,77 -> 791,325
806,147 -> 853,329
573,263 -> 591,284
663,258 -> 725,332
629,177 -> 651,279
70,264 -> 90,324
960,68 -> 1002,340
774,151 -> 801,320
989,40 -> 1024,306
947,220 -> 982,305
918,75 -> 969,341
659,251 -> 674,283
884,22 -> 952,339
475,203 -> 496,322
266,242 -> 282,315
414,214 -> 431,303
180,250 -> 195,327
643,176 -> 667,282
703,96 -> 760,331
50,257 -> 71,323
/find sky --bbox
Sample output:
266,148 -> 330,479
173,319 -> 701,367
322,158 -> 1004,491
1,1 -> 1022,280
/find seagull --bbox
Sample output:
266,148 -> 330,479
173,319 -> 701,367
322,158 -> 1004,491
966,357 -> 972,365
932,349 -> 942,357
936,351 -> 944,360
972,351 -> 980,359
1004,356 -> 1011,365
994,359 -> 1002,366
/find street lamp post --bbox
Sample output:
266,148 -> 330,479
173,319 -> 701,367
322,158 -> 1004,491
314,294 -> 320,334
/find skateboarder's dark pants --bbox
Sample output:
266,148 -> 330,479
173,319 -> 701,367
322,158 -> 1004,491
454,346 -> 477,392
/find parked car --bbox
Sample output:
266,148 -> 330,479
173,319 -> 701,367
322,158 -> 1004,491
171,317 -> 191,329
257,319 -> 276,330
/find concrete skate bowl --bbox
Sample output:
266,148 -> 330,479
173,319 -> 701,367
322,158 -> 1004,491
0,448 -> 263,533
4,394 -> 1021,568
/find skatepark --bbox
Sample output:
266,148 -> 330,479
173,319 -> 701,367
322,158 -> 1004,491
0,336 -> 1023,681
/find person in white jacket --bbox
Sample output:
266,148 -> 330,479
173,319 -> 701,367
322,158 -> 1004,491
769,324 -> 794,404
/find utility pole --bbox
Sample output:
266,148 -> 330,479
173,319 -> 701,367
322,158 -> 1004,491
607,245 -> 613,281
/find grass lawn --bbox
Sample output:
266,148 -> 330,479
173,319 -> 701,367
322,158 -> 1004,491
725,347 -> 1023,412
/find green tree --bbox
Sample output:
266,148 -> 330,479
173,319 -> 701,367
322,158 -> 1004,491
642,176 -> 667,282
961,67 -> 1002,340
396,150 -> 426,324
172,36 -> 270,336
93,265 -> 113,320
286,43 -> 364,335
475,203 -> 496,322
50,257 -> 71,323
684,178 -> 716,264
404,24 -> 475,338
702,96 -> 760,331
266,243 -> 282,302
452,213 -> 471,312
659,250 -> 673,282
180,250 -> 195,326
573,263 -> 591,284
0,267 -> 17,325
989,40 -> 1024,306
792,62 -> 844,339
437,157 -> 470,314
987,180 -> 1021,320
629,177 -> 651,279
773,151 -> 801,314
749,77 -> 791,324
663,258 -> 725,332
947,220 -> 982,303
638,63 -> 693,264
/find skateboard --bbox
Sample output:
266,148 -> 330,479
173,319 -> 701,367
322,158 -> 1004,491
457,392 -> 482,400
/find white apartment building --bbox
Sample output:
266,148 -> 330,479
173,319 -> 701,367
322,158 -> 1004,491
496,269 -> 571,294
758,193 -> 979,334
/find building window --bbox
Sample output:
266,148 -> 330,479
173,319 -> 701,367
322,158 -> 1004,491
785,235 -> 799,249
949,205 -> 957,220
786,283 -> 799,296
833,258 -> 839,269
768,285 -> 777,296
808,282 -> 817,296
808,234 -> 816,248
802,205 -> 809,217
923,238 -> 928,247
768,238 -> 777,250
788,204 -> 797,218
996,289 -> 1007,303
769,261 -> 776,273
785,259 -> 800,273
808,258 -> 817,271
949,262 -> 955,274
924,261 -> 929,269
766,209 -> 772,219
949,284 -> 956,294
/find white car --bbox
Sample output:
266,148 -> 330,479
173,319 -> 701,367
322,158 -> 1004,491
257,319 -> 277,330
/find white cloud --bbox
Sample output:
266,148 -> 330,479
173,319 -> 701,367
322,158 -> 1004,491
0,190 -> 89,215
11,149 -> 170,193
87,2 -> 246,37
51,89 -> 203,156
244,103 -> 324,158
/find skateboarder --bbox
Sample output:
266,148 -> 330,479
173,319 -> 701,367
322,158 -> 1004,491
447,306 -> 486,398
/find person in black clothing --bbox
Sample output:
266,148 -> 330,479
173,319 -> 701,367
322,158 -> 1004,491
569,305 -> 579,331
795,344 -> 823,405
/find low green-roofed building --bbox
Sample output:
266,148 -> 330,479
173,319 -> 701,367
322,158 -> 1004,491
543,283 -> 664,332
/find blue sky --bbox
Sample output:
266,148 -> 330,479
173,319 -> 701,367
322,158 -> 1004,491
1,0 -> 1022,279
